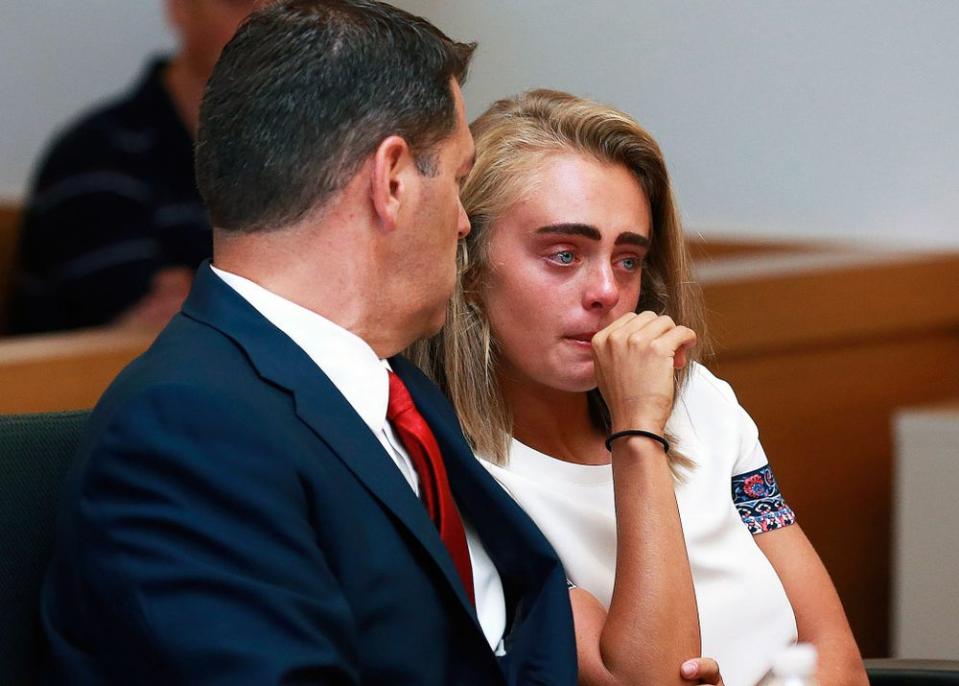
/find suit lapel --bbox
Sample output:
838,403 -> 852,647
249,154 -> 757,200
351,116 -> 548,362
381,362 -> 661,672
391,358 -> 560,601
181,264 -> 478,620
394,358 -> 579,682
289,383 -> 478,618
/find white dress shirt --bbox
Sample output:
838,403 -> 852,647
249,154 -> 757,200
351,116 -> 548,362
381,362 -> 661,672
212,266 -> 506,653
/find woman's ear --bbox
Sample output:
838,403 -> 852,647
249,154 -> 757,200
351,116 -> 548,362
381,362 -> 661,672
370,135 -> 416,233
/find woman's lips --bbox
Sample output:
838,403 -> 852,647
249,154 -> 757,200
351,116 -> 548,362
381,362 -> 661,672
565,332 -> 597,348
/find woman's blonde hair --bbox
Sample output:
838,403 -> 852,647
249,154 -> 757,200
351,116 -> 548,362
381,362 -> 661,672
410,89 -> 707,468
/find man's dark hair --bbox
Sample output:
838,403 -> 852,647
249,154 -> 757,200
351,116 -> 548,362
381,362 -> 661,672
195,0 -> 476,232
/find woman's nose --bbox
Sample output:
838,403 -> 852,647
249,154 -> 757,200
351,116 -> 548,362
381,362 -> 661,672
583,263 -> 620,311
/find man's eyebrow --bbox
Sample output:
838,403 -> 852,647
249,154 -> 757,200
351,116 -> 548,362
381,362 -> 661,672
534,223 -> 651,248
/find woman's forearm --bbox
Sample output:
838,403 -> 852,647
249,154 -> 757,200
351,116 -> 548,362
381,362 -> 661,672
810,636 -> 869,686
597,435 -> 701,686
755,525 -> 868,686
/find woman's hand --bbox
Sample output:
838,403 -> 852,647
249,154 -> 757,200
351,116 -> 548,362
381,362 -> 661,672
681,657 -> 725,685
591,311 -> 697,435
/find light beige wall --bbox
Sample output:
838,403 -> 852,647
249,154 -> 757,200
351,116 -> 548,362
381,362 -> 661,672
893,404 -> 959,658
0,2 -> 174,200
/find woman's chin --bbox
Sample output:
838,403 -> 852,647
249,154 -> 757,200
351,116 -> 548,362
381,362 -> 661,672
552,365 -> 598,393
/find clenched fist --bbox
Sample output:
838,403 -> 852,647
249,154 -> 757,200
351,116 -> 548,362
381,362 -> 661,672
591,311 -> 697,436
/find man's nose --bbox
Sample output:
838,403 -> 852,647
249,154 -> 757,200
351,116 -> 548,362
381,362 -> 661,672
457,201 -> 471,239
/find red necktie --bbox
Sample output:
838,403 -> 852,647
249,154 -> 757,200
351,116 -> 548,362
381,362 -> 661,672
387,371 -> 475,607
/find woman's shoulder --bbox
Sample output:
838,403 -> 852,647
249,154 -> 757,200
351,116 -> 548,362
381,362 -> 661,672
477,456 -> 520,498
670,362 -> 760,459
680,362 -> 741,409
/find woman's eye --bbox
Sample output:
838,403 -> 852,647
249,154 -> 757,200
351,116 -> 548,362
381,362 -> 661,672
619,255 -> 647,272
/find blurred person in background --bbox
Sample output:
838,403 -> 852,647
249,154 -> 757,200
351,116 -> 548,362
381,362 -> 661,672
7,1 -> 259,334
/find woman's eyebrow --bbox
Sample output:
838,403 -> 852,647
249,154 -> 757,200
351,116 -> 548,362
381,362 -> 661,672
534,223 -> 602,240
534,223 -> 650,248
615,232 -> 650,247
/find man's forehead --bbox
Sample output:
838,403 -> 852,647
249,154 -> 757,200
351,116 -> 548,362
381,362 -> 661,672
454,130 -> 475,173
449,82 -> 473,158
450,80 -> 469,126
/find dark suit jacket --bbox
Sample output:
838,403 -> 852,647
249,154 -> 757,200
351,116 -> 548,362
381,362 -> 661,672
41,264 -> 577,685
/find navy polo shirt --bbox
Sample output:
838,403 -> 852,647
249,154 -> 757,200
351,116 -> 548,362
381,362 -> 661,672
8,58 -> 211,334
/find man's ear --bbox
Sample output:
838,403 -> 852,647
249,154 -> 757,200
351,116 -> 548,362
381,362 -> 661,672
371,135 -> 417,233
165,0 -> 186,32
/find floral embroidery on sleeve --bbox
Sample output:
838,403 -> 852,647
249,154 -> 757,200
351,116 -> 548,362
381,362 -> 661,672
731,464 -> 796,534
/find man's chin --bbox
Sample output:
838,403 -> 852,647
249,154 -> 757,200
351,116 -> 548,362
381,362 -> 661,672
414,307 -> 448,342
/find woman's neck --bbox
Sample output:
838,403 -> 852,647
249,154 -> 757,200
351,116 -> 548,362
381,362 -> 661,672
499,372 -> 610,466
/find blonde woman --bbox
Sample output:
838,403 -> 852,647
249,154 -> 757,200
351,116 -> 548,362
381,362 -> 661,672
413,90 -> 866,686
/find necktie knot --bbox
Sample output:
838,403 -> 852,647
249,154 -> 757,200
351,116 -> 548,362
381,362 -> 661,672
386,371 -> 415,421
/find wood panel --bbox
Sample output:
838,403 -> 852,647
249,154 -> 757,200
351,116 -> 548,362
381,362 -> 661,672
701,248 -> 959,658
699,250 -> 959,355
0,328 -> 152,413
0,203 -> 20,332
685,233 -> 823,262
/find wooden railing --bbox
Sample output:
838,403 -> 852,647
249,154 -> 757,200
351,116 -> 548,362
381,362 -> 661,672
0,328 -> 153,413
0,210 -> 800,334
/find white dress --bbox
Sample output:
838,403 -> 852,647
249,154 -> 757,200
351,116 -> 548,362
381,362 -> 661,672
483,363 -> 798,686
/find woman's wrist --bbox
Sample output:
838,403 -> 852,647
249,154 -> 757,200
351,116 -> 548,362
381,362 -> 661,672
605,429 -> 670,454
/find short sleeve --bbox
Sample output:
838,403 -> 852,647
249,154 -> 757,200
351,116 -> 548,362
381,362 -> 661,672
731,461 -> 796,535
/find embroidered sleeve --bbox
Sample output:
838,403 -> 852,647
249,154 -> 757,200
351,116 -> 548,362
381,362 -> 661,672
731,464 -> 796,535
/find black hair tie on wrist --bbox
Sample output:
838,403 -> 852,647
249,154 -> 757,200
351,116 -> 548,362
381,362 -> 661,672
605,429 -> 670,454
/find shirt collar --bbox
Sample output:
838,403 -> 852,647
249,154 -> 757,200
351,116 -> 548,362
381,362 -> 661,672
211,265 -> 390,433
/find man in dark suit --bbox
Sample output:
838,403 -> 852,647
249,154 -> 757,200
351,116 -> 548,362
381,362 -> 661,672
41,2 -> 577,684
